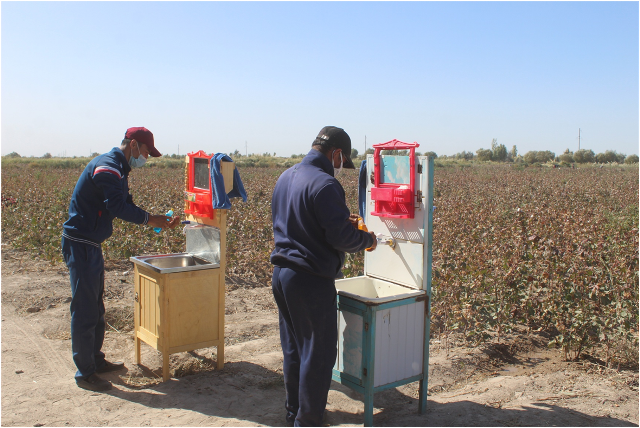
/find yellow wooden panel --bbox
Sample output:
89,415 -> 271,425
141,275 -> 148,332
137,328 -> 159,349
134,267 -> 140,334
139,273 -> 160,337
218,271 -> 225,342
221,161 -> 235,194
146,277 -> 151,333
169,340 -> 221,355
155,278 -> 161,336
166,270 -> 220,349
185,208 -> 227,230
219,210 -> 227,270
144,275 -> 151,332
185,212 -> 222,228
150,277 -> 157,334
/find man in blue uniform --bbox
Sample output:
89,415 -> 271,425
62,127 -> 180,392
271,126 -> 377,426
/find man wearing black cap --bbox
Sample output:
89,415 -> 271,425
61,127 -> 180,392
270,126 -> 377,426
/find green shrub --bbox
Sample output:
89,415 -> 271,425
573,149 -> 596,163
624,154 -> 639,164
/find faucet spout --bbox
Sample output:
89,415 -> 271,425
376,234 -> 396,250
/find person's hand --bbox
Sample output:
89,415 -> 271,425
148,215 -> 181,230
349,214 -> 360,228
366,231 -> 378,252
166,215 -> 180,229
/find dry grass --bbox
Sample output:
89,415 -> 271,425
104,306 -> 134,332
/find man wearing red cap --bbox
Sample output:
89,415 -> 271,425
62,127 -> 180,392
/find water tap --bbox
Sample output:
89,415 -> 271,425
376,234 -> 396,249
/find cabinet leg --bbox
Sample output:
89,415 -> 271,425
162,352 -> 170,382
419,377 -> 427,414
217,344 -> 224,370
135,336 -> 141,365
364,387 -> 374,427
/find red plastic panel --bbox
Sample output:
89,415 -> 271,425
370,140 -> 420,219
185,150 -> 215,219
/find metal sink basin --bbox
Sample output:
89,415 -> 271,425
130,253 -> 220,274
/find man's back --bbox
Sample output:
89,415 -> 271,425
271,149 -> 373,279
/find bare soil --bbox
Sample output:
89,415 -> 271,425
1,247 -> 638,427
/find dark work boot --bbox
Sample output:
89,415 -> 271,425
76,373 -> 112,392
95,360 -> 125,373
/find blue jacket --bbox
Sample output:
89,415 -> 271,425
270,149 -> 374,279
62,147 -> 149,246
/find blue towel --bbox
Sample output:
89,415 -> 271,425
210,154 -> 248,209
358,159 -> 367,219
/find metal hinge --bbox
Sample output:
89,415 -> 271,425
416,190 -> 423,201
363,368 -> 368,376
364,323 -> 369,331
134,292 -> 139,303
417,164 -> 423,174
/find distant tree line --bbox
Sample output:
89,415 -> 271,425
354,140 -> 638,165
413,139 -> 637,165
6,142 -> 640,165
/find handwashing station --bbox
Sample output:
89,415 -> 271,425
130,150 -> 246,381
333,140 -> 433,426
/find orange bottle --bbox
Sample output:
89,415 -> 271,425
356,215 -> 368,232
356,216 -> 374,251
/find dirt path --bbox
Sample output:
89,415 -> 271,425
1,249 -> 638,427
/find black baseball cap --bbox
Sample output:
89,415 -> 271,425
312,126 -> 355,169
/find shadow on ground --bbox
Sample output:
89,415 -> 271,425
105,361 -> 634,427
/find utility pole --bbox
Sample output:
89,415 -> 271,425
178,144 -> 180,156
245,141 -> 248,157
364,135 -> 367,155
578,128 -> 581,151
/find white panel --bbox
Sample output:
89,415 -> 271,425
365,240 -> 424,289
364,155 -> 430,290
412,302 -> 425,375
372,301 -> 425,387
392,306 -> 402,382
405,303 -> 416,379
374,309 -> 390,386
397,305 -> 407,379
336,310 -> 363,378
335,276 -> 424,304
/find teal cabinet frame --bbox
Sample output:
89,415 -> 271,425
332,156 -> 434,426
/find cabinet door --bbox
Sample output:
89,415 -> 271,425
373,300 -> 424,387
336,308 -> 364,383
137,270 -> 162,343
167,271 -> 221,348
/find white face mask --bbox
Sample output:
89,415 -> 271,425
332,150 -> 343,177
129,142 -> 147,168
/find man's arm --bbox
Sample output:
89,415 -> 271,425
93,171 -> 149,224
314,183 -> 374,253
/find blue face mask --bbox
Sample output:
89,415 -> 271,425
129,143 -> 147,168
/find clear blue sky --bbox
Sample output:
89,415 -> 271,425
2,1 -> 638,158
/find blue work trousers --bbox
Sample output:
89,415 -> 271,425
272,266 -> 338,427
61,236 -> 106,380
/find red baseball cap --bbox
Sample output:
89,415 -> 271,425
125,127 -> 162,157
